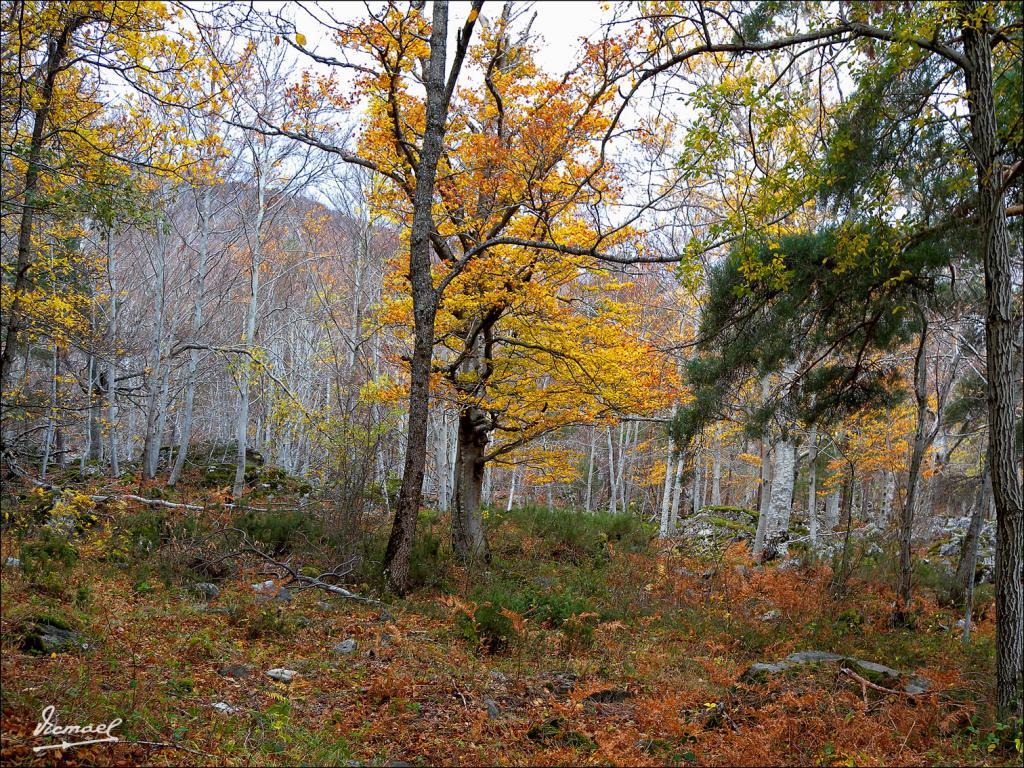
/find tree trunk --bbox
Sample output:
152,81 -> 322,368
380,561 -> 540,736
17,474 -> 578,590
961,4 -> 1024,719
451,406 -> 490,562
951,461 -> 991,607
382,1 -> 455,594
170,185 -> 211,486
753,441 -> 774,557
142,215 -> 169,480
668,450 -> 685,531
584,427 -> 596,513
897,322 -> 930,617
233,160 -> 266,498
807,426 -> 818,548
711,438 -> 722,506
106,230 -> 120,477
0,19 -> 80,392
659,442 -> 675,538
764,436 -> 797,558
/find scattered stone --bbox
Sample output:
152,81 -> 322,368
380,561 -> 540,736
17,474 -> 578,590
378,609 -> 395,623
266,668 -> 298,683
273,587 -> 292,602
205,606 -> 232,615
212,701 -> 238,714
193,582 -> 220,600
742,650 -> 930,694
333,639 -> 357,655
218,663 -> 253,679
4,557 -> 22,569
384,761 -> 412,767
739,662 -> 788,683
252,579 -> 276,593
545,672 -> 577,696
488,670 -> 509,685
485,698 -> 500,719
758,609 -> 781,622
775,559 -> 800,572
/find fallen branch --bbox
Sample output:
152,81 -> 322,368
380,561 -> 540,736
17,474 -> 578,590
840,667 -> 937,709
222,528 -> 382,606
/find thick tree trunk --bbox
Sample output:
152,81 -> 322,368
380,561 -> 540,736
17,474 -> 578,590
451,406 -> 490,562
753,441 -> 774,557
382,2 -> 456,594
711,439 -> 722,506
961,5 -> 1024,719
764,437 -> 797,558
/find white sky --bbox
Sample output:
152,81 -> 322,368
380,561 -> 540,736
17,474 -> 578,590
294,1 -> 609,79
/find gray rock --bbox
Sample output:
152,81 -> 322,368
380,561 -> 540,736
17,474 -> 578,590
22,623 -> 89,655
212,701 -> 238,714
485,697 -> 500,719
904,677 -> 931,695
4,556 -> 21,569
758,609 -> 781,622
850,659 -> 901,681
193,582 -> 220,600
739,662 -> 787,682
378,609 -> 395,623
266,668 -> 298,683
489,670 -> 509,684
784,651 -> 844,664
775,558 -> 800,572
333,639 -> 357,655
274,587 -> 292,602
218,663 -> 253,679
252,579 -> 276,593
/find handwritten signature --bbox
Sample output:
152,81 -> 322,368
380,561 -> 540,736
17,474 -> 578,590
32,705 -> 122,753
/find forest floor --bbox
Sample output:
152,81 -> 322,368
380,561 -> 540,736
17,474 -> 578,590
0,472 -> 1019,767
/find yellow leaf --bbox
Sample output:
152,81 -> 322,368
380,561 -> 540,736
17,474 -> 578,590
295,32 -> 307,46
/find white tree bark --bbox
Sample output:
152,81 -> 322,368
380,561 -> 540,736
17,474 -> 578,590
232,143 -> 267,498
659,442 -> 675,538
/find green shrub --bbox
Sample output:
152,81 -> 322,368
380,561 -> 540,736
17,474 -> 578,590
499,505 -> 652,560
21,529 -> 78,579
407,529 -> 449,590
242,607 -> 296,639
460,601 -> 515,653
233,509 -> 322,555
